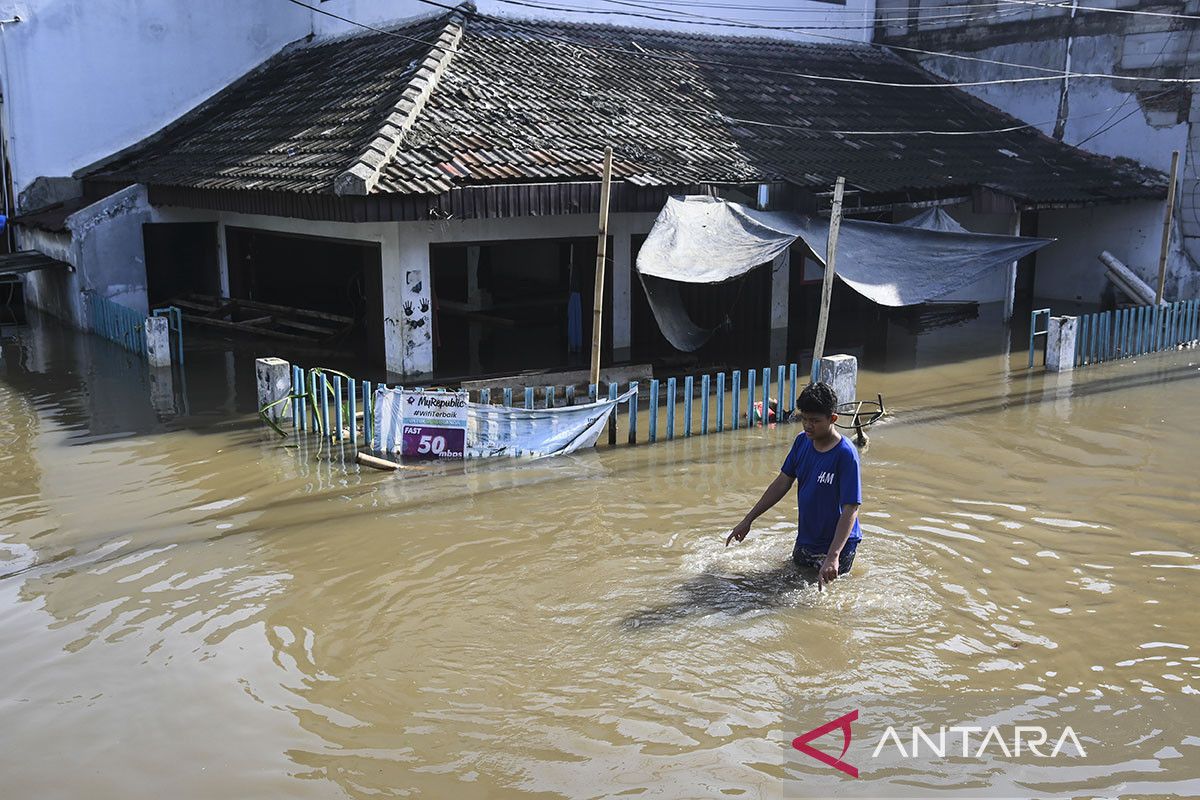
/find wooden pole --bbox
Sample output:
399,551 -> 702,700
590,146 -> 615,389
1155,149 -> 1180,304
811,176 -> 845,381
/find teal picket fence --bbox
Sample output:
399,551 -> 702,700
1029,299 -> 1200,369
86,291 -> 147,358
275,361 -> 812,449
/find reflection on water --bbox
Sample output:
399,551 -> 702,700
1,306 -> 1199,799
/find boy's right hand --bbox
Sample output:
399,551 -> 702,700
726,519 -> 751,546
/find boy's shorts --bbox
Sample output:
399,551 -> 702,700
792,543 -> 858,575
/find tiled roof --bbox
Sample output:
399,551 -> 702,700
87,5 -> 1166,205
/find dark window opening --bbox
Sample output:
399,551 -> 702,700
430,238 -> 611,380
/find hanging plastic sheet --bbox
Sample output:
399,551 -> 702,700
372,387 -> 636,459
635,196 -> 1052,349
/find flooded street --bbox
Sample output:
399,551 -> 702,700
2,308 -> 1198,799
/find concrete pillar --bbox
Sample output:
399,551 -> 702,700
770,249 -> 790,365
144,315 -> 171,368
465,245 -> 488,309
1003,213 -> 1021,322
612,232 -> 632,362
1046,315 -> 1078,372
384,231 -> 434,378
255,356 -> 292,420
216,223 -> 231,298
817,354 -> 857,406
148,365 -> 176,418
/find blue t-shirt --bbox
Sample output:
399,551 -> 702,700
780,433 -> 862,553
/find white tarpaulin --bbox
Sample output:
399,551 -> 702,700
635,196 -> 1052,350
372,388 -> 636,459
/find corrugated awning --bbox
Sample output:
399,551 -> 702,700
0,250 -> 72,277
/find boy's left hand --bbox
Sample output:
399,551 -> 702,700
817,553 -> 840,591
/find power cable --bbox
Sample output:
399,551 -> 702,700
274,0 -> 1198,138
497,0 -> 1026,29
998,0 -> 1200,21
574,0 -> 1096,76
413,0 -> 1200,87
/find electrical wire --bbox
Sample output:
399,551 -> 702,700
414,0 -> 1200,87
273,0 -> 1197,137
566,0 -> 1097,77
998,0 -> 1200,21
279,0 -> 465,54
496,0 -> 1026,29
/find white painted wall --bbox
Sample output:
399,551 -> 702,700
1036,199 -> 1166,304
873,9 -> 1197,301
313,0 -> 878,42
18,183 -> 152,327
0,0 -> 311,202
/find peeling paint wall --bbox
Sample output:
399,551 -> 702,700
875,0 -> 1200,301
14,225 -> 78,322
16,183 -> 151,327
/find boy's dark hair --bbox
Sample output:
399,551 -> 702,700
798,382 -> 838,416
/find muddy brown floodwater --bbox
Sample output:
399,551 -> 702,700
1,308 -> 1198,799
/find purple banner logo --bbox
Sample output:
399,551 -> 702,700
401,425 -> 465,460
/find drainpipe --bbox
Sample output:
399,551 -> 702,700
1053,0 -> 1079,141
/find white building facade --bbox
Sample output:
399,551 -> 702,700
874,0 -> 1200,303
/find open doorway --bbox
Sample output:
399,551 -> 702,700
143,222 -> 220,307
219,227 -> 386,368
430,237 -> 612,378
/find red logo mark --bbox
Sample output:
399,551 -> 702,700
792,709 -> 859,778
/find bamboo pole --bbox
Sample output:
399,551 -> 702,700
590,147 -> 615,389
811,176 -> 845,381
1156,149 -> 1179,304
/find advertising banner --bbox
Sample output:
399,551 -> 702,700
398,390 -> 467,460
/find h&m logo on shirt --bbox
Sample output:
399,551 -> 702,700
816,471 -> 835,485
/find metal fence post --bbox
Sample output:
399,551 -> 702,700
732,371 -> 741,430
649,379 -> 659,443
628,381 -> 639,444
665,377 -> 676,440
608,382 -> 619,445
716,372 -> 726,433
761,367 -> 770,427
700,374 -> 710,435
684,375 -> 694,437
364,381 -> 373,445
746,369 -> 756,427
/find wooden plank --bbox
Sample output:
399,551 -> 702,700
179,313 -> 317,342
241,315 -> 274,326
185,294 -> 354,324
272,317 -> 345,335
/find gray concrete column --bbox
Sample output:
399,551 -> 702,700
817,354 -> 857,406
384,231 -> 434,378
612,232 -> 632,362
1046,315 -> 1078,372
1003,213 -> 1020,322
770,249 -> 790,365
144,315 -> 171,368
148,366 -> 177,418
255,356 -> 292,420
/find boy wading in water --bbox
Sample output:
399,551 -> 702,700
726,382 -> 862,590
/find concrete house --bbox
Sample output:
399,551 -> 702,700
875,0 -> 1200,301
6,2 -> 1169,380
